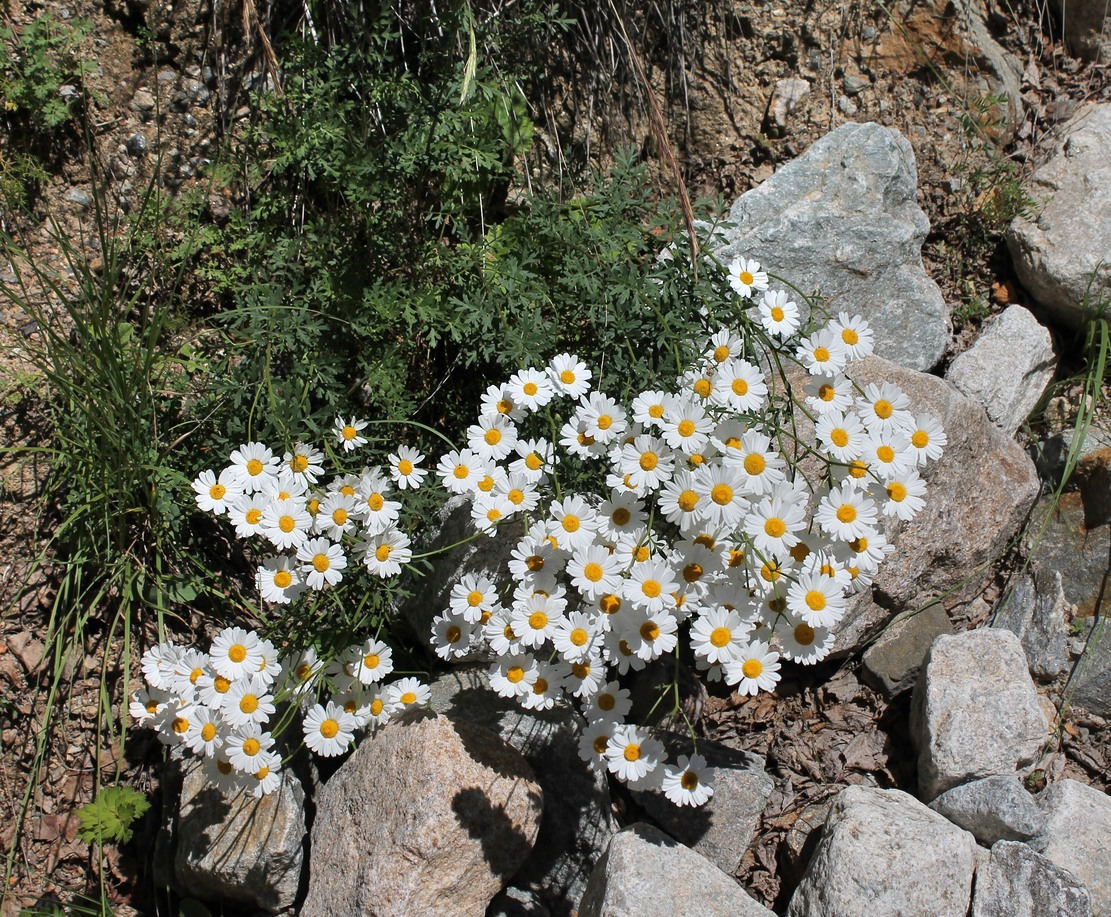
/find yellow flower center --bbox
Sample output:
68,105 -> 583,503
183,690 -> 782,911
693,378 -> 712,398
683,562 -> 704,583
278,515 -> 296,533
214,675 -> 231,693
453,464 -> 470,479
562,514 -> 581,533
836,505 -> 857,523
255,766 -> 270,780
874,400 -> 893,419
761,561 -> 781,581
584,562 -> 604,583
806,590 -> 827,611
623,743 -> 642,762
596,415 -> 613,431
641,579 -> 661,598
217,759 -> 234,775
742,659 -> 763,679
764,517 -> 786,538
291,454 -> 309,472
485,428 -> 502,445
640,621 -> 660,641
850,536 -> 868,553
340,484 -> 355,497
273,570 -> 292,589
523,382 -> 538,396
525,452 -> 543,470
209,483 -> 226,500
711,484 -> 733,506
794,623 -> 816,645
744,453 -> 766,475
648,404 -> 665,419
526,554 -> 544,571
367,493 -> 385,512
400,691 -> 416,705
831,429 -> 849,448
639,452 -> 659,471
331,508 -> 348,526
313,553 -> 331,573
732,378 -> 749,396
710,626 -> 732,648
849,461 -> 869,479
375,544 -> 392,562
813,347 -> 830,363
172,717 -> 189,734
201,723 -> 217,741
242,738 -> 260,756
571,662 -> 590,678
529,611 -> 548,631
560,369 -> 576,384
887,482 -> 908,502
240,694 -> 259,714
912,430 -> 929,448
342,425 -> 358,440
397,459 -> 414,475
246,508 -> 263,524
246,458 -> 264,477
228,644 -> 247,664
508,489 -> 525,506
681,771 -> 700,790
842,328 -> 859,345
771,306 -> 785,322
739,270 -> 754,285
370,698 -> 385,716
320,719 -> 339,739
678,490 -> 699,512
600,594 -> 621,614
677,420 -> 696,438
570,628 -> 589,646
497,399 -> 513,414
507,666 -> 525,683
819,383 -> 835,402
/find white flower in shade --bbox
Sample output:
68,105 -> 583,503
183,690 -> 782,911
804,373 -> 854,415
559,653 -> 605,698
348,638 -> 394,686
578,718 -> 617,772
596,490 -> 647,544
257,555 -> 304,605
774,614 -> 835,664
437,448 -> 487,494
195,670 -> 235,710
387,445 -> 427,490
363,688 -> 391,729
140,640 -> 182,689
222,675 -> 276,728
354,472 -> 401,535
183,705 -> 225,757
797,327 -> 849,377
210,627 -> 263,681
559,415 -> 607,460
130,685 -> 171,725
259,497 -> 312,551
261,468 -> 309,504
713,359 -> 768,413
361,527 -> 412,578
519,660 -> 565,711
431,612 -> 474,660
631,390 -> 673,429
303,702 -> 357,757
661,754 -> 715,806
548,353 -> 592,399
154,699 -> 194,746
204,752 -> 247,794
758,288 -> 801,338
585,680 -> 633,722
727,257 -> 769,298
283,647 -> 324,695
225,724 -> 275,773
906,413 -> 947,466
724,641 -> 782,696
483,611 -> 523,657
333,416 -> 368,452
681,365 -> 717,405
507,367 -> 555,411
297,537 -> 347,590
192,468 -> 242,515
247,751 -> 283,797
467,413 -> 519,462
384,677 -> 430,714
785,572 -> 847,628
228,442 -> 280,493
815,481 -> 879,542
605,723 -> 665,785
489,652 -> 539,699
875,468 -> 928,521
689,607 -> 749,664
623,607 -> 679,661
509,438 -> 554,483
283,443 -> 324,483
829,312 -> 874,360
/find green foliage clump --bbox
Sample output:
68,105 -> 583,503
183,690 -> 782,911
75,785 -> 150,846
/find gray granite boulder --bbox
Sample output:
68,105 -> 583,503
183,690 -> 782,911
946,305 -> 1056,436
911,629 -> 1049,800
173,758 -> 305,912
862,597 -> 953,697
929,775 -> 1046,846
579,823 -> 775,917
993,571 -> 1070,681
716,122 -> 949,371
630,734 -> 773,875
972,840 -> 1092,917
428,668 -> 614,916
1007,103 -> 1111,328
786,786 -> 978,917
302,713 -> 542,917
1038,779 -> 1111,915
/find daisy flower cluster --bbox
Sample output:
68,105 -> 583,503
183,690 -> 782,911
190,421 -> 429,603
427,259 -> 947,805
130,627 -> 433,795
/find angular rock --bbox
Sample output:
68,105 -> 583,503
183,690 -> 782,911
972,840 -> 1091,917
173,758 -> 305,911
630,734 -> 773,875
946,305 -> 1057,436
428,668 -> 613,916
487,886 -> 552,917
862,596 -> 952,697
993,571 -> 1070,680
579,823 -> 775,917
1049,0 -> 1110,62
928,775 -> 1046,846
302,713 -> 542,917
1068,620 -> 1111,718
766,77 -> 810,133
1007,103 -> 1111,328
832,358 -> 1039,652
911,629 -> 1049,800
786,786 -> 978,917
716,123 -> 949,371
1038,778 -> 1111,914
395,495 -> 522,656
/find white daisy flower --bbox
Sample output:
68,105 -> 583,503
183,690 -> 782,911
829,312 -> 875,360
222,675 -> 276,729
225,724 -> 275,773
257,555 -> 304,604
192,468 -> 243,515
387,445 -> 427,490
384,676 -> 430,714
283,443 -> 325,484
724,641 -> 782,695
605,723 -> 665,785
303,702 -> 357,757
661,754 -> 715,807
506,367 -> 555,411
548,353 -> 593,399
210,627 -> 264,681
727,257 -> 769,299
334,416 -> 368,452
758,289 -> 801,338
228,442 -> 281,493
297,536 -> 347,590
361,527 -> 412,578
